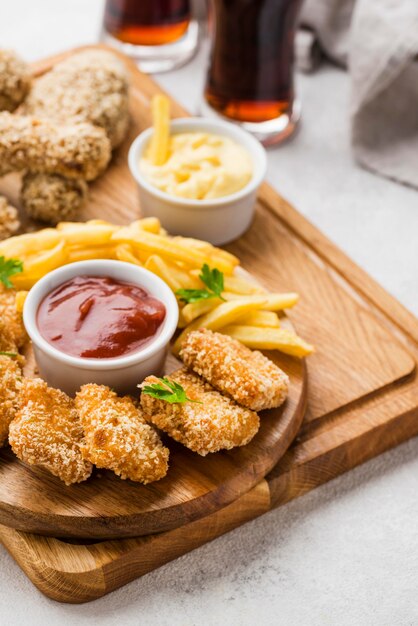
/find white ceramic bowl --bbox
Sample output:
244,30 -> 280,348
128,117 -> 267,245
23,260 -> 179,397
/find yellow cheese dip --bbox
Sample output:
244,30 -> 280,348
139,132 -> 253,200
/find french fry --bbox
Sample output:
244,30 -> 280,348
178,237 -> 239,268
177,307 -> 188,329
149,94 -> 170,166
112,228 -> 209,268
170,267 -> 202,290
130,217 -> 161,234
221,325 -> 314,358
145,255 -> 183,291
112,229 -> 237,274
15,291 -> 28,313
223,274 -> 265,295
66,245 -> 115,263
0,229 -> 61,259
181,297 -> 222,324
114,243 -> 143,266
57,219 -> 113,229
236,310 -> 281,328
224,292 -> 299,310
58,223 -> 116,247
12,240 -> 67,289
172,296 -> 267,355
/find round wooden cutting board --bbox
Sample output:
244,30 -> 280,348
0,330 -> 306,539
0,45 -> 307,540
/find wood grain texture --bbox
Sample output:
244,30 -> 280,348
0,46 -> 306,540
0,45 -> 418,603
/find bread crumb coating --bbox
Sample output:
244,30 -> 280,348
0,112 -> 111,180
24,50 -> 130,149
0,355 -> 22,447
75,384 -> 169,484
180,329 -> 289,412
9,378 -> 92,485
21,173 -> 87,224
140,368 -> 259,456
0,49 -> 31,112
0,285 -> 27,349
0,195 -> 20,239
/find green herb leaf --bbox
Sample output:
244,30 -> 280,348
0,256 -> 23,289
175,263 -> 225,304
199,263 -> 224,298
0,351 -> 17,358
141,377 -> 202,404
175,288 -> 215,304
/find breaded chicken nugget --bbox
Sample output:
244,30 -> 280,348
21,172 -> 88,224
0,49 -> 31,112
9,378 -> 92,485
0,112 -> 111,180
141,368 -> 259,456
0,195 -> 20,239
180,329 -> 289,412
75,384 -> 169,484
0,355 -> 21,447
25,50 -> 130,149
0,285 -> 27,349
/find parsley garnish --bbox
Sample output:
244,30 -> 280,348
0,351 -> 17,358
176,263 -> 225,304
141,377 -> 202,404
0,256 -> 23,288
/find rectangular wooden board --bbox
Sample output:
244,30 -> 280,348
0,45 -> 417,603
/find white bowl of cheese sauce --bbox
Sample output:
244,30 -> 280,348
128,118 -> 267,245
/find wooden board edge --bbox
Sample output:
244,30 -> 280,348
0,481 -> 271,604
268,404 -> 418,507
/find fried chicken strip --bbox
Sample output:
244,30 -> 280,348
0,355 -> 22,447
24,49 -> 130,149
0,112 -> 111,180
0,49 -> 31,112
21,172 -> 88,224
20,50 -> 129,224
0,284 -> 27,349
141,368 -> 259,456
0,195 -> 20,239
180,329 -> 289,412
75,384 -> 169,484
9,378 -> 92,485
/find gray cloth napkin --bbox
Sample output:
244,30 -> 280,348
298,0 -> 418,189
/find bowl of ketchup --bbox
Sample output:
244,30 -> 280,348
23,260 -> 179,396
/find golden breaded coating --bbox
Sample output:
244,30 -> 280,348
9,378 -> 92,485
0,49 -> 31,112
75,384 -> 169,484
25,50 -> 130,149
0,320 -> 25,369
0,195 -> 20,239
180,329 -> 289,412
141,368 -> 259,456
0,112 -> 111,181
21,173 -> 88,224
0,285 -> 27,349
0,355 -> 21,447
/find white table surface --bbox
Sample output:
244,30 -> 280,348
1,1 -> 418,624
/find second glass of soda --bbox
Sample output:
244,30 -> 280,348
202,0 -> 303,145
102,0 -> 199,73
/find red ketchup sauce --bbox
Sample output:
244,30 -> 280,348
37,275 -> 166,359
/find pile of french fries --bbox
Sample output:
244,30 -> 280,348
0,217 -> 313,358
